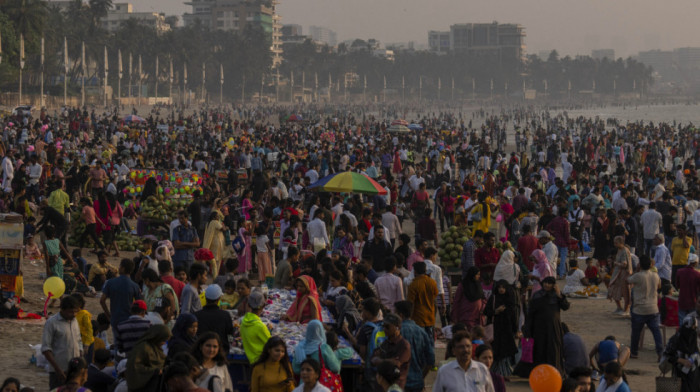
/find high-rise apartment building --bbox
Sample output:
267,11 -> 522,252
428,22 -> 526,63
184,0 -> 283,67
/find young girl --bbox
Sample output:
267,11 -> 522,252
584,257 -> 601,286
70,293 -> 94,363
192,332 -> 234,392
25,234 -> 42,262
251,336 -> 295,392
256,224 -> 273,283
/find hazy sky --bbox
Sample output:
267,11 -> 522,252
138,0 -> 700,57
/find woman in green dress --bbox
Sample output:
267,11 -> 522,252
43,227 -> 77,294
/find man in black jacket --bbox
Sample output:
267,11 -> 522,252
195,284 -> 235,353
362,226 -> 393,273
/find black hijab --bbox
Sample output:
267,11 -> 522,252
463,266 -> 484,302
493,279 -> 517,307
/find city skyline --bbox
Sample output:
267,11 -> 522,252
134,0 -> 700,57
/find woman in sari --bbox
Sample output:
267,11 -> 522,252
530,249 -> 554,294
203,211 -> 226,277
241,189 -> 255,220
126,324 -> 171,391
284,276 -> 321,324
237,218 -> 253,275
451,266 -> 486,329
608,236 -> 632,315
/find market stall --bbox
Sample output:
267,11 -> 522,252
227,289 -> 362,392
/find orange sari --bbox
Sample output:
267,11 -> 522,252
286,275 -> 321,324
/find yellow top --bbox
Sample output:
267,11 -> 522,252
251,360 -> 295,392
48,189 -> 71,216
76,309 -> 94,346
671,236 -> 692,266
220,292 -> 239,310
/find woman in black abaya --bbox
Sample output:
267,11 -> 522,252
514,276 -> 570,377
484,279 -> 521,377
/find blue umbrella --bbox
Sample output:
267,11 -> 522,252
408,123 -> 423,130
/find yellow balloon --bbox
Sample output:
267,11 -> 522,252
43,277 -> 66,298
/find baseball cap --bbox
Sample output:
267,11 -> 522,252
248,289 -> 265,309
133,300 -> 147,311
205,284 -> 223,300
537,230 -> 552,239
688,254 -> 699,265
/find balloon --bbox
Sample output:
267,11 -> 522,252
136,187 -> 142,193
176,178 -> 182,184
130,172 -> 136,178
43,277 -> 66,298
158,187 -> 164,194
184,185 -> 191,192
138,173 -> 144,179
496,214 -> 503,222
529,364 -> 562,392
129,188 -> 135,194
164,187 -> 170,194
123,188 -> 128,194
156,175 -> 162,181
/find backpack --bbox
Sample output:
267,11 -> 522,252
365,321 -> 386,362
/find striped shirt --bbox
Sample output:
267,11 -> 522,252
115,315 -> 151,353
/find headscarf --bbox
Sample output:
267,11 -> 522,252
171,313 -> 198,346
126,324 -> 171,389
532,249 -> 554,279
531,249 -> 554,293
493,280 -> 517,307
335,295 -> 361,331
462,266 -> 485,302
293,320 -> 326,368
677,315 -> 698,355
286,275 -> 321,323
493,250 -> 520,285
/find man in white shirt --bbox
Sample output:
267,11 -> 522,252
27,156 -> 43,202
433,332 -> 494,392
381,207 -> 402,248
1,154 -> 13,193
408,172 -> 425,192
307,210 -> 330,251
306,164 -> 320,184
640,202 -> 663,255
538,230 -> 559,273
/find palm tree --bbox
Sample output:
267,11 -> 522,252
88,0 -> 113,23
1,0 -> 47,40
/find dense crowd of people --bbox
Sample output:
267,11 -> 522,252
0,102 -> 700,392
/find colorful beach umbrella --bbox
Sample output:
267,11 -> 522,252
391,119 -> 409,126
307,171 -> 387,195
386,124 -> 410,133
124,114 -> 146,123
286,114 -> 303,122
408,123 -> 423,130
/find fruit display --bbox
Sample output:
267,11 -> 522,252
438,225 -> 470,268
140,195 -> 189,222
67,210 -> 89,247
115,232 -> 143,252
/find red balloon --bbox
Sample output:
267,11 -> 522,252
529,364 -> 562,392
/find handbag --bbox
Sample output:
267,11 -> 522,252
655,373 -> 681,392
520,337 -> 534,363
318,345 -> 343,392
232,235 -> 245,255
